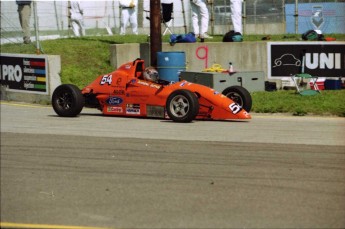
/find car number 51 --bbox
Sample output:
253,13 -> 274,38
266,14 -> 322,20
229,103 -> 241,114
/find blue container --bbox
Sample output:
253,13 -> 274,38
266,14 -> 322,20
324,79 -> 342,90
157,52 -> 186,82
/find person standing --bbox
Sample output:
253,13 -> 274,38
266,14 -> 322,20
230,0 -> 243,34
190,0 -> 212,40
16,0 -> 32,44
70,1 -> 85,37
119,0 -> 138,35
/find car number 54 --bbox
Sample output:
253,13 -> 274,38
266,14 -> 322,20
100,75 -> 112,85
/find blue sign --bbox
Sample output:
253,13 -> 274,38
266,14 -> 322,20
286,3 -> 345,34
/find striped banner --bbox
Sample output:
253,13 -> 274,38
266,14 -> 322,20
0,54 -> 48,94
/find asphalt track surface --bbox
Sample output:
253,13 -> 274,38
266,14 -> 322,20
1,102 -> 345,229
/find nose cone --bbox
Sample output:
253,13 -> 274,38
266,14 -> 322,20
238,110 -> 251,119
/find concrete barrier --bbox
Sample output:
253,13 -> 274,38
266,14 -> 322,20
110,42 -> 269,79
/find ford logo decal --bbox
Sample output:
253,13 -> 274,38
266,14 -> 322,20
106,96 -> 123,105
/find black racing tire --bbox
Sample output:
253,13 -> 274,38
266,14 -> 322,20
222,86 -> 252,112
166,89 -> 199,123
52,84 -> 85,117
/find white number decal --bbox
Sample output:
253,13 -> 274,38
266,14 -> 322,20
229,103 -> 241,114
100,75 -> 112,85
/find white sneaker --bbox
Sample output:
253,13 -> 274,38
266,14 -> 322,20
201,33 -> 213,39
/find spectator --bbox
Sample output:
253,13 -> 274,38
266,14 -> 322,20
70,1 -> 85,37
230,0 -> 243,34
119,0 -> 138,35
16,0 -> 32,44
190,0 -> 212,39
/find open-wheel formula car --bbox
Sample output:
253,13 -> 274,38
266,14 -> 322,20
52,59 -> 252,122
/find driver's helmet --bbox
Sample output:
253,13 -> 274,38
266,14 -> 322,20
143,67 -> 159,82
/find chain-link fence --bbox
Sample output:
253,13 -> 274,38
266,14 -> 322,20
1,0 -> 344,45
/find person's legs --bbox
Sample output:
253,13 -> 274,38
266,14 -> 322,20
230,0 -> 243,34
120,9 -> 129,35
71,20 -> 80,36
129,9 -> 138,35
198,0 -> 209,35
190,2 -> 200,36
18,5 -> 31,43
79,19 -> 85,36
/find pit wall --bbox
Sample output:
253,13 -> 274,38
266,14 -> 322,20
110,42 -> 270,83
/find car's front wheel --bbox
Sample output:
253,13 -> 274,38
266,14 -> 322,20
52,84 -> 85,117
222,86 -> 252,112
166,90 -> 199,123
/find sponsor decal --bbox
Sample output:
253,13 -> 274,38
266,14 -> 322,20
126,104 -> 140,115
137,80 -> 149,86
114,89 -> 125,95
126,104 -> 140,108
126,108 -> 140,115
150,83 -> 161,89
125,64 -> 131,69
106,96 -> 123,105
180,82 -> 186,87
116,77 -> 122,86
137,79 -> 161,89
107,106 -> 123,113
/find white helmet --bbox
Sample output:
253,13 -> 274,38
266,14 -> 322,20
143,67 -> 159,82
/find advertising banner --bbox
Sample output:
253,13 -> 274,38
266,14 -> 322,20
267,42 -> 345,79
285,3 -> 345,34
0,53 -> 48,94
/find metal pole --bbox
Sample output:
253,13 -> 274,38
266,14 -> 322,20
243,0 -> 246,35
295,0 -> 298,34
181,0 -> 187,34
282,0 -> 286,34
210,1 -> 214,35
54,0 -> 61,36
112,0 -> 116,33
67,0 -> 71,37
254,0 -> 257,25
150,0 -> 161,67
33,0 -> 40,54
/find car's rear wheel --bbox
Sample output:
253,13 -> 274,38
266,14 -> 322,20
222,86 -> 252,112
166,90 -> 199,123
52,84 -> 85,117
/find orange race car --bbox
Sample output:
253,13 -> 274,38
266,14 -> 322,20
52,58 -> 252,122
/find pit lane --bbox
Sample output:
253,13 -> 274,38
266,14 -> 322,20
1,102 -> 345,228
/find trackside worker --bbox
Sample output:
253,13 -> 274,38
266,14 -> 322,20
16,0 -> 32,44
119,0 -> 138,35
190,0 -> 213,40
230,0 -> 243,34
70,0 -> 85,37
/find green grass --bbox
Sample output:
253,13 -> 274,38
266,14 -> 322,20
251,90 -> 345,117
1,34 -> 345,117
